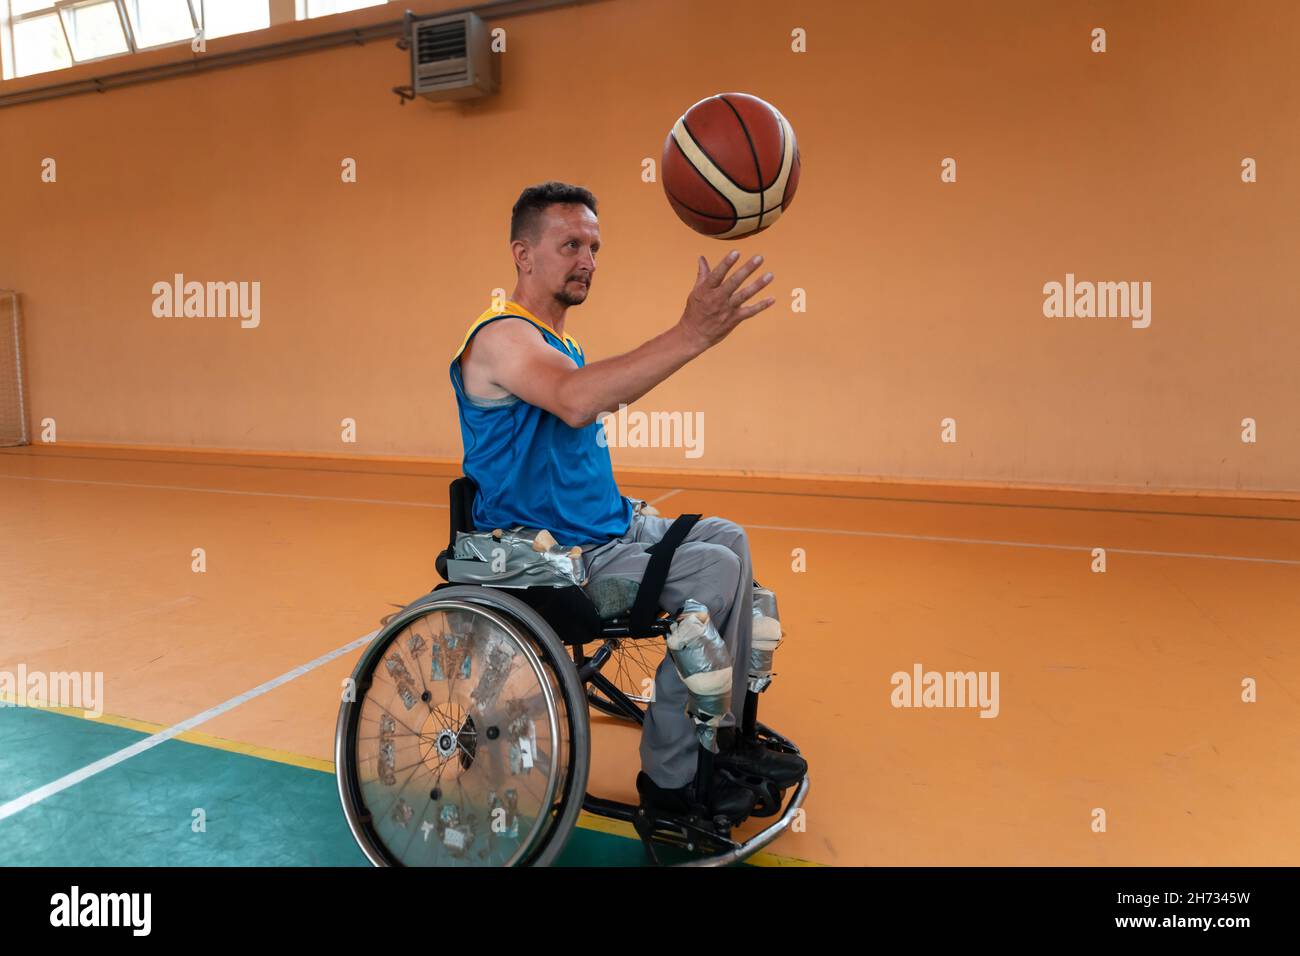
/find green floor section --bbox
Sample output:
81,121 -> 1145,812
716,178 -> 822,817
0,707 -> 696,866
0,706 -> 148,805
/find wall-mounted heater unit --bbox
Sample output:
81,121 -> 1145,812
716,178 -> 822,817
395,10 -> 498,104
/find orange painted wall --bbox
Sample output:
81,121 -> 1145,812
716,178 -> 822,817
2,0 -> 1297,491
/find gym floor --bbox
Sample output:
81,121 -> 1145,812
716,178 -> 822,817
3,443 -> 1296,866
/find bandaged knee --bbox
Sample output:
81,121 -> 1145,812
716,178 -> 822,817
665,599 -> 733,753
749,584 -> 784,693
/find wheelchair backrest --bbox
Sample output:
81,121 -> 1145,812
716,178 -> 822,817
436,475 -> 479,582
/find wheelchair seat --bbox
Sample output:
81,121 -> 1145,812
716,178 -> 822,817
434,476 -> 678,646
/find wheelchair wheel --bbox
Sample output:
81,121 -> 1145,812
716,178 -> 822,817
584,637 -> 667,721
336,586 -> 590,866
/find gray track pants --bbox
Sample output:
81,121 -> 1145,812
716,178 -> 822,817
582,508 -> 754,789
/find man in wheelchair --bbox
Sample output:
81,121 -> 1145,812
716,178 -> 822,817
448,181 -> 806,826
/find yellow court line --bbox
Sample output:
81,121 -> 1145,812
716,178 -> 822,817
1,693 -> 820,866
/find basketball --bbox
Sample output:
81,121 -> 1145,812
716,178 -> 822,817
661,92 -> 801,239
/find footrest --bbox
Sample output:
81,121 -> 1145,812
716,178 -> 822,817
632,803 -> 741,865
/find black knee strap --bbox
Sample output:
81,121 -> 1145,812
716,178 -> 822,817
628,513 -> 701,635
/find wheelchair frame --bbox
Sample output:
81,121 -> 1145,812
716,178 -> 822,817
334,477 -> 808,867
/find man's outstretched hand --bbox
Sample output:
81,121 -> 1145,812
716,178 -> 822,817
678,250 -> 775,352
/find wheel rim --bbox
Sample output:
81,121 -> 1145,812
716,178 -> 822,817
343,600 -> 571,866
586,637 -> 665,715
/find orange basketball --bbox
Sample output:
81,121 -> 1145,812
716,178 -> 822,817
661,92 -> 801,239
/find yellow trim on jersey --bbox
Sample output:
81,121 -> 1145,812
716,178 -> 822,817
451,298 -> 584,361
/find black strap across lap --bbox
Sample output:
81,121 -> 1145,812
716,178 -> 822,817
629,512 -> 701,634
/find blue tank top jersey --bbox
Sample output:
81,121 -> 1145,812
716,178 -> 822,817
449,300 -> 634,549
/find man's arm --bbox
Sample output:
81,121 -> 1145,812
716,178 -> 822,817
476,251 -> 774,428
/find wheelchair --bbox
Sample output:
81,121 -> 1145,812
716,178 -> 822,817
335,477 -> 809,866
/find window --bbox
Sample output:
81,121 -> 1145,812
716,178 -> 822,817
10,9 -> 73,77
201,0 -> 269,40
62,1 -> 129,60
7,2 -> 134,78
1,0 -> 380,80
297,0 -> 386,19
123,0 -> 196,48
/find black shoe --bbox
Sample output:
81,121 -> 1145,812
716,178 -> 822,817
715,726 -> 807,787
635,770 -> 754,823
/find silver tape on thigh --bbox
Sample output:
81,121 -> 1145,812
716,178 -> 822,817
447,527 -> 585,588
666,598 -> 733,753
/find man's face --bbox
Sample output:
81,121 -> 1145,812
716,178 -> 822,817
529,203 -> 600,307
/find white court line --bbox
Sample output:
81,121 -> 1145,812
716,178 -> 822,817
5,473 -> 1294,567
4,473 -> 1295,565
0,630 -> 378,823
743,523 -> 1300,567
0,473 -> 444,508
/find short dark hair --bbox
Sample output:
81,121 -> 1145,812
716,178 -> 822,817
510,181 -> 598,243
